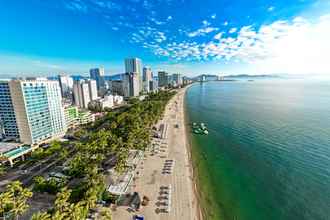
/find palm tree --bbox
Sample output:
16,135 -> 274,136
54,188 -> 71,213
0,191 -> 12,219
31,211 -> 51,220
6,181 -> 32,220
99,207 -> 112,220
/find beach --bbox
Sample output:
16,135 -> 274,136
112,86 -> 201,220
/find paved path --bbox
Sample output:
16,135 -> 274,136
112,87 -> 199,220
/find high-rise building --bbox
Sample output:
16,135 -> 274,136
0,81 -> 20,140
183,76 -> 192,85
158,71 -> 169,88
89,68 -> 105,90
123,72 -> 139,97
149,80 -> 158,92
125,58 -> 142,92
73,80 -> 91,109
143,66 -> 153,93
58,74 -> 73,98
9,79 -> 66,145
172,73 -> 183,87
109,80 -> 124,96
87,79 -> 98,101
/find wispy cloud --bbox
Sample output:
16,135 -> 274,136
267,6 -> 275,12
187,27 -> 219,37
93,0 -> 122,11
229,27 -> 237,33
65,0 -> 88,13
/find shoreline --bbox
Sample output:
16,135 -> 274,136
183,85 -> 204,220
112,86 -> 202,220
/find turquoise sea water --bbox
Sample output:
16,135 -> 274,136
185,79 -> 330,220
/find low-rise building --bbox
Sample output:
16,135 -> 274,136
78,111 -> 95,125
64,105 -> 79,128
99,95 -> 114,109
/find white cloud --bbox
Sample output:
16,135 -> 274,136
267,6 -> 275,12
146,14 -> 330,74
150,17 -> 165,25
223,21 -> 229,26
65,0 -> 88,13
202,20 -> 211,26
167,15 -> 173,21
211,14 -> 217,19
229,28 -> 237,33
187,24 -> 219,37
213,32 -> 223,40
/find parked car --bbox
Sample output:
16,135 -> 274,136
133,214 -> 144,220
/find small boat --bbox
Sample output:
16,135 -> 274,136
192,122 -> 209,135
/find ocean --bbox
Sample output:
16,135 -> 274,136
185,79 -> 330,220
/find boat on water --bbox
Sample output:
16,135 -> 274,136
192,122 -> 209,135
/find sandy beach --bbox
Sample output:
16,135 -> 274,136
112,86 -> 201,220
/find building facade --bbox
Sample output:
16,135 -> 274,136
64,105 -> 79,128
73,80 -> 94,109
0,81 -> 20,140
123,72 -> 139,97
125,58 -> 142,92
9,79 -> 66,145
58,74 -> 73,99
158,71 -> 169,88
172,73 -> 183,87
89,68 -> 105,90
142,66 -> 153,93
109,80 -> 124,96
87,79 -> 98,101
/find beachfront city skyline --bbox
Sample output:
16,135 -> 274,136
0,1 -> 330,220
0,0 -> 330,77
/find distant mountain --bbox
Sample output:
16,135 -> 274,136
104,73 -> 124,81
224,74 -> 280,78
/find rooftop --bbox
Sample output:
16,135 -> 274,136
0,142 -> 22,154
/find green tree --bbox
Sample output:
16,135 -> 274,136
99,207 -> 112,220
5,181 -> 33,220
31,212 -> 51,220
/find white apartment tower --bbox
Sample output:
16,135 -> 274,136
88,79 -> 98,101
73,79 -> 98,109
73,80 -> 91,109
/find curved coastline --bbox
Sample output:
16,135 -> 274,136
184,83 -> 225,220
183,84 -> 204,220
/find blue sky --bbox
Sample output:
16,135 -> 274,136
0,0 -> 329,77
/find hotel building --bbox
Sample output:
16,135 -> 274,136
8,79 -> 66,145
0,81 -> 20,140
